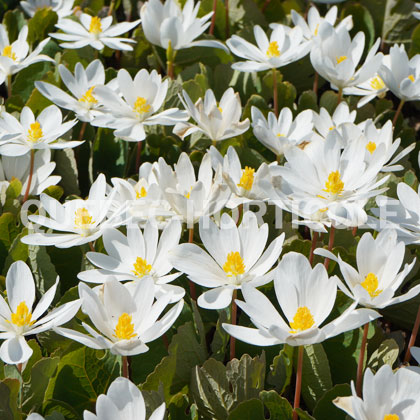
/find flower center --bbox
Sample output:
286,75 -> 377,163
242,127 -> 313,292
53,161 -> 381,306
114,313 -> 137,340
408,74 -> 415,82
79,86 -> 97,104
223,252 -> 245,277
314,24 -> 319,36
370,75 -> 385,90
290,306 -> 315,333
74,207 -> 95,230
384,415 -> 399,420
136,186 -> 147,199
266,41 -> 280,58
2,45 -> 16,60
89,16 -> 102,34
366,141 -> 376,154
133,97 -> 151,114
336,56 -> 347,64
237,166 -> 255,191
132,257 -> 152,278
9,302 -> 34,327
27,122 -> 43,143
361,272 -> 382,298
276,133 -> 285,137
322,171 -> 344,196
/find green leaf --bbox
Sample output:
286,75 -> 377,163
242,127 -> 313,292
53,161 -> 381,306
313,384 -> 351,420
259,390 -> 293,420
383,0 -> 418,44
142,321 -> 207,401
298,344 -> 333,411
295,407 -> 316,420
190,354 -> 265,418
298,90 -> 319,113
410,23 -> 420,56
227,398 -> 265,420
341,4 -> 375,50
367,339 -> 400,371
44,347 -> 120,417
267,345 -> 293,395
210,307 -> 230,361
27,8 -> 58,45
53,149 -> 80,196
319,91 -> 339,114
2,10 -> 25,42
0,378 -> 21,420
5,177 -> 22,200
0,212 -> 19,273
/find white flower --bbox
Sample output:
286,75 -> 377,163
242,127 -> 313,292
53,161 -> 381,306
209,145 -> 274,208
334,365 -> 420,420
78,220 -> 185,303
315,230 -> 419,309
50,14 -> 140,51
291,5 -> 352,41
271,134 -> 389,228
21,0 -> 74,19
35,60 -> 107,123
415,3 -> 420,20
173,88 -> 250,142
0,25 -> 54,84
83,376 -> 165,420
310,25 -> 383,90
55,277 -> 183,356
222,252 -> 380,347
140,0 -> 227,52
0,105 -> 80,156
21,173 -> 121,248
92,68 -> 187,142
170,212 -> 285,310
379,44 -> 420,102
27,415 -> 45,420
227,24 -> 310,72
251,106 -> 314,157
0,149 -> 60,198
155,152 -> 230,225
0,261 -> 81,364
371,182 -> 420,245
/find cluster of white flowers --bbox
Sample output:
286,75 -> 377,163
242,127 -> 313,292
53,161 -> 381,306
1,0 -> 420,419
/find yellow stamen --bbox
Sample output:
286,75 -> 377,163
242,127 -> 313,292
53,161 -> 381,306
361,272 -> 382,298
314,24 -> 319,36
79,86 -> 97,104
89,16 -> 102,34
136,186 -> 147,199
370,75 -> 385,90
131,257 -> 152,278
9,302 -> 34,327
366,141 -> 376,154
408,74 -> 415,82
384,415 -> 399,420
277,133 -> 285,137
2,45 -> 16,61
322,171 -> 344,196
218,106 -> 223,113
74,208 -> 94,229
114,313 -> 137,340
27,122 -> 43,143
329,126 -> 335,131
319,207 -> 328,213
223,252 -> 245,277
133,97 -> 151,114
237,166 -> 255,191
266,41 -> 280,58
290,306 -> 315,333
336,56 -> 347,64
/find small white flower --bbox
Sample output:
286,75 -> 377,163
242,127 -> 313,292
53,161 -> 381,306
310,25 -> 383,90
50,14 -> 140,51
21,0 -> 74,19
222,252 -> 379,347
173,88 -> 250,142
83,376 -> 165,420
92,68 -> 187,142
379,44 -> 420,102
227,24 -> 310,72
0,261 -> 81,364
0,149 -> 60,198
35,60 -> 107,123
78,220 -> 185,303
0,105 -> 80,156
170,211 -> 285,309
334,365 -> 420,420
21,173 -> 121,248
55,277 -> 183,356
155,152 -> 230,225
251,106 -> 314,157
140,0 -> 227,52
315,229 -> 419,309
0,25 -> 54,84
